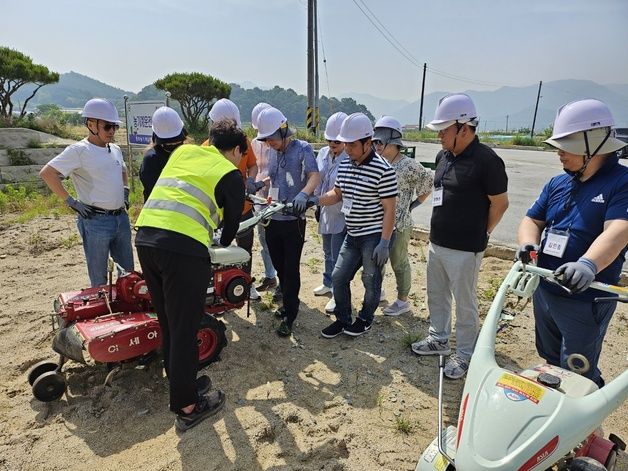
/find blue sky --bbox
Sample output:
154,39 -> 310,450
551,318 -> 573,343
3,0 -> 627,101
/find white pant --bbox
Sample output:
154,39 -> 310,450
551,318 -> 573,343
426,242 -> 483,359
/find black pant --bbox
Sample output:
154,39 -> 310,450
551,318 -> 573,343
236,209 -> 254,275
136,246 -> 211,412
265,218 -> 306,326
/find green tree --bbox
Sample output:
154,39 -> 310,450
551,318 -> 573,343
0,47 -> 59,124
154,72 -> 230,134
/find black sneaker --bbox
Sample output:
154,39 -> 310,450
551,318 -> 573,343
256,277 -> 278,292
274,308 -> 286,319
175,390 -> 226,432
321,320 -> 346,338
276,320 -> 292,337
196,375 -> 211,396
343,318 -> 372,337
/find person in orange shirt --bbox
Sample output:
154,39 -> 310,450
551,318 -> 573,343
203,99 -> 264,300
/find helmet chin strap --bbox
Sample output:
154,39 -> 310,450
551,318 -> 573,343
570,129 -> 611,179
86,119 -> 111,152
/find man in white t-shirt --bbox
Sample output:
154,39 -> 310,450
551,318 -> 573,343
40,98 -> 134,286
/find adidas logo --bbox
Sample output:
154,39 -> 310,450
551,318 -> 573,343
591,194 -> 605,203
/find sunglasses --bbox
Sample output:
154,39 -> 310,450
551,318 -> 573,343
326,139 -> 342,145
101,122 -> 120,131
373,140 -> 384,146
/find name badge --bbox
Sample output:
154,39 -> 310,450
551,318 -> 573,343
432,187 -> 443,207
341,198 -> 353,215
542,228 -> 569,258
269,186 -> 279,201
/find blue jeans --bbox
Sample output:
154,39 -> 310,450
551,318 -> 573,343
322,230 -> 346,288
257,225 -> 277,279
76,212 -> 134,287
332,232 -> 383,326
533,285 -> 616,387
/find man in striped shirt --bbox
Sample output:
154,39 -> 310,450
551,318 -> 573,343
309,113 -> 398,338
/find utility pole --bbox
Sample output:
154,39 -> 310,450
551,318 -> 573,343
418,63 -> 426,129
306,0 -> 315,134
506,114 -> 509,133
313,0 -> 319,136
531,80 -> 542,139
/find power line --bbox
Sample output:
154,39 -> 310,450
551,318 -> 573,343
350,0 -> 421,68
317,7 -> 332,100
356,0 -> 420,66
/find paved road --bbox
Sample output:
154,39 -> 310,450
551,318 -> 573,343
406,141 -> 628,272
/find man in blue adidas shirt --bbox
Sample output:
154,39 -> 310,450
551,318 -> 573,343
310,113 -> 398,338
517,99 -> 628,388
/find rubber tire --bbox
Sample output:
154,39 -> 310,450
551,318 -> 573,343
32,371 -> 66,402
197,314 -> 227,369
27,360 -> 59,386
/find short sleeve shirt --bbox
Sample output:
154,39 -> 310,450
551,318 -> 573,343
527,155 -> 628,301
335,150 -> 398,237
430,137 -> 508,252
315,146 -> 346,235
47,139 -> 126,210
390,156 -> 434,230
268,139 -> 319,221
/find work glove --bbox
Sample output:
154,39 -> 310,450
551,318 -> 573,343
554,257 -> 597,293
372,238 -> 391,268
308,195 -> 320,206
409,199 -> 421,212
65,196 -> 93,219
124,187 -> 130,210
516,243 -> 540,264
212,233 -> 227,247
292,191 -> 309,215
245,177 -> 265,194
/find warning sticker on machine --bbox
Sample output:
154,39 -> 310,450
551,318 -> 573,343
496,373 -> 545,404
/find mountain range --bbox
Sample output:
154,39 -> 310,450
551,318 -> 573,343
342,80 -> 628,131
13,72 -> 628,131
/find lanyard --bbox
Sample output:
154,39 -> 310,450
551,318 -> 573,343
434,155 -> 456,187
549,177 -> 580,231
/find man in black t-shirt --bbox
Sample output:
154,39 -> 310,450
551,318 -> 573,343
411,94 -> 509,380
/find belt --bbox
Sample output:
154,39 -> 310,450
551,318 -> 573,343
88,205 -> 126,216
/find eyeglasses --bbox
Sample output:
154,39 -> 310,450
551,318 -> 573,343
101,122 -> 120,131
326,139 -> 342,145
373,140 -> 384,146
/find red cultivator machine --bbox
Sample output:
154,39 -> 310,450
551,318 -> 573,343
28,246 -> 253,402
28,196 -> 290,402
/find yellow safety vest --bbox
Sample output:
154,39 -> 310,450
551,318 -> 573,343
135,144 -> 237,247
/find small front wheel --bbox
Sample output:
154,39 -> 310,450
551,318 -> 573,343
32,371 -> 67,402
27,360 -> 59,386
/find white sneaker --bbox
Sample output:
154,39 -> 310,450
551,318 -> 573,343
324,297 -> 336,313
383,299 -> 411,316
379,288 -> 386,303
313,284 -> 332,296
249,286 -> 261,300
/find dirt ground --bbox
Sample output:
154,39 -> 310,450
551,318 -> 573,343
0,214 -> 626,471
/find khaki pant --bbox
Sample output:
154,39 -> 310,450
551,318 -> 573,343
388,227 -> 412,299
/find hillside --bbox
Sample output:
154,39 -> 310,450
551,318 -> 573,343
344,79 -> 628,131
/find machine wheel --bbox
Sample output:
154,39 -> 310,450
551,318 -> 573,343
197,315 -> 227,369
32,371 -> 67,402
224,276 -> 247,304
27,360 -> 59,386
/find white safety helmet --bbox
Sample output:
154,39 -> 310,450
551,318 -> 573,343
544,99 -> 626,157
209,98 -> 241,128
337,113 -> 373,143
251,102 -> 271,130
427,93 -> 477,131
256,107 -> 291,140
81,98 -> 121,123
151,106 -> 186,143
373,115 -> 403,146
324,112 -> 348,140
